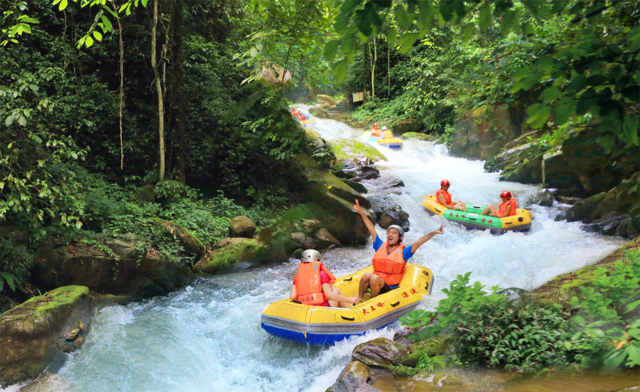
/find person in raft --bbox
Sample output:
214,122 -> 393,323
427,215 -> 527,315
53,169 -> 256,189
353,199 -> 445,302
381,126 -> 393,139
480,191 -> 517,218
371,123 -> 381,137
436,179 -> 466,212
290,249 -> 358,308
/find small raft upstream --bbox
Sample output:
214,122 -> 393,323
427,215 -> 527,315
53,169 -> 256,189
294,113 -> 315,125
421,195 -> 532,233
362,131 -> 403,149
261,263 -> 433,345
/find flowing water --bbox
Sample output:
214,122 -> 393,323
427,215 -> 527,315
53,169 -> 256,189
9,116 -> 630,392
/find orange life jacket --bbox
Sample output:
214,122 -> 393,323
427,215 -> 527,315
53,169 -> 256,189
383,130 -> 393,139
372,242 -> 406,286
436,189 -> 452,206
295,262 -> 336,305
371,130 -> 381,137
498,198 -> 517,217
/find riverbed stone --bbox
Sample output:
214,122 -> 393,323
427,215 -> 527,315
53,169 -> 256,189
229,216 -> 257,238
193,238 -> 262,273
18,371 -> 74,392
317,94 -> 337,107
309,105 -> 329,118
329,361 -> 380,392
400,132 -> 438,142
0,286 -> 90,387
393,336 -> 452,367
352,337 -> 403,368
328,139 -> 387,162
484,142 -> 543,184
391,117 -> 423,135
152,218 -> 205,256
314,228 -> 342,249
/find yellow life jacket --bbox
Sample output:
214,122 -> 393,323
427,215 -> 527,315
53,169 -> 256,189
295,262 -> 336,305
372,242 -> 406,286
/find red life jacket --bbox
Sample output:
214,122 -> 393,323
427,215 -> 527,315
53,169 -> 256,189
498,198 -> 517,217
372,242 -> 406,286
295,262 -> 336,305
436,189 -> 452,206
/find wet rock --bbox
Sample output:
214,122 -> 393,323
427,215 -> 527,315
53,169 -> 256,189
193,239 -> 262,274
355,165 -> 380,181
229,216 -> 257,238
392,328 -> 413,350
77,320 -> 84,331
532,189 -> 554,207
317,94 -> 338,107
33,239 -> 194,297
379,206 -> 410,232
343,179 -> 368,194
302,236 -> 319,250
152,218 -> 205,256
301,219 -> 322,234
18,371 -> 73,392
388,179 -> 404,188
329,361 -> 379,392
309,105 -> 329,119
391,117 -> 422,135
400,132 -> 438,142
314,228 -> 342,250
65,328 -> 80,341
291,248 -> 304,259
484,142 -> 543,184
215,237 -> 251,249
0,286 -> 90,386
290,232 -> 306,246
394,336 -> 451,367
73,337 -> 85,348
327,139 -> 387,163
352,337 -> 403,368
556,195 -> 584,205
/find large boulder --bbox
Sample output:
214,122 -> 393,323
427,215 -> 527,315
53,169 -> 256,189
562,173 -> 639,238
229,216 -> 257,238
314,228 -> 342,249
393,336 -> 452,367
316,94 -> 337,107
368,196 -> 410,232
309,105 -> 329,119
352,337 -> 403,368
0,286 -> 90,386
400,132 -> 439,142
327,139 -> 387,163
193,238 -> 262,273
32,238 -> 194,298
450,105 -> 520,160
484,142 -> 543,183
391,117 -> 422,135
328,361 -> 380,392
152,218 -> 204,256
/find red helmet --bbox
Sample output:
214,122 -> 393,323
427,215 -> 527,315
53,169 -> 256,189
441,179 -> 450,187
500,191 -> 512,199
373,123 -> 379,127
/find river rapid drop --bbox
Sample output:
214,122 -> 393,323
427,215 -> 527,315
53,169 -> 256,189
16,116 -> 624,392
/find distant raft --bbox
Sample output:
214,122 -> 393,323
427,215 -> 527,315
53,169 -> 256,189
421,195 -> 531,233
261,263 -> 434,345
294,113 -> 315,125
376,139 -> 403,149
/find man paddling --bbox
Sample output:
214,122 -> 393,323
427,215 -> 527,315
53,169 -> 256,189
353,199 -> 445,302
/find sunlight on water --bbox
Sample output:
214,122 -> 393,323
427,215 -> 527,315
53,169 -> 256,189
41,116 -> 623,392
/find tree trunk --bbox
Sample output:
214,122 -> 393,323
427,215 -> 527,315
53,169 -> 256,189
363,42 -> 368,104
151,0 -> 165,181
112,1 -> 125,170
388,41 -> 391,97
371,36 -> 376,100
166,0 -> 177,177
175,0 -> 186,185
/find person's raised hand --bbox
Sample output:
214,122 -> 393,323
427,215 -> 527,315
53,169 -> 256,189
353,199 -> 363,214
432,224 -> 446,235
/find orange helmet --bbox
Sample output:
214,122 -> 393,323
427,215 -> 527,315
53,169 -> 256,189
500,191 -> 512,199
373,123 -> 379,127
441,179 -> 450,187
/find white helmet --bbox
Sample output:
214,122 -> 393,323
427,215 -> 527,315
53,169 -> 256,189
382,126 -> 388,130
301,249 -> 322,262
387,225 -> 404,239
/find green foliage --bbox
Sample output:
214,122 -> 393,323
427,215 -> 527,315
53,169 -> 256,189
0,235 -> 33,312
390,354 -> 440,377
569,249 -> 640,371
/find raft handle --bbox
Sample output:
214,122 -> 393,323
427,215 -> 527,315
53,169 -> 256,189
425,282 -> 430,291
341,316 -> 355,321
505,222 -> 512,225
435,208 -> 442,213
391,301 -> 400,307
291,300 -> 302,304
422,270 -> 429,276
343,277 -> 353,282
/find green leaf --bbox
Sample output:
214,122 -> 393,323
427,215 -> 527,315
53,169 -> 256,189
417,0 -> 434,28
101,15 -> 113,32
627,342 -> 640,366
331,59 -> 349,83
324,40 -> 340,62
502,10 -> 514,35
462,24 -> 475,42
622,116 -> 639,146
604,350 -> 627,372
567,75 -> 588,93
93,31 -> 103,41
394,5 -> 411,31
522,23 -> 533,35
622,85 -> 640,102
597,133 -> 616,153
1,272 -> 15,292
479,5 -> 492,31
85,36 -> 94,48
555,97 -> 577,125
17,115 -> 26,126
541,86 -> 561,102
387,27 -> 397,47
628,25 -> 640,52
586,328 -> 604,338
526,104 -> 552,128
399,33 -> 419,53
572,315 -> 585,326
59,0 -> 68,11
5,115 -> 13,127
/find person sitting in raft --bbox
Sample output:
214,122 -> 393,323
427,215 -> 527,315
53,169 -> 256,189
381,126 -> 393,139
436,179 -> 466,212
371,123 -> 381,137
290,249 -> 358,308
353,199 -> 445,302
480,191 -> 517,218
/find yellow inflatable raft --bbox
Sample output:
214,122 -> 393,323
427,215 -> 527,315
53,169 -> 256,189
261,263 -> 434,345
421,195 -> 531,233
376,138 -> 403,149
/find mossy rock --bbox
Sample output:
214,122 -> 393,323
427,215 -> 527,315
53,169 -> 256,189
327,139 -> 387,162
400,132 -> 438,142
394,336 -> 452,367
152,218 -> 205,256
0,286 -> 90,386
193,239 -> 262,274
527,236 -> 640,305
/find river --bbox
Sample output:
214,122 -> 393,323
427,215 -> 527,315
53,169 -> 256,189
10,116 -> 625,392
